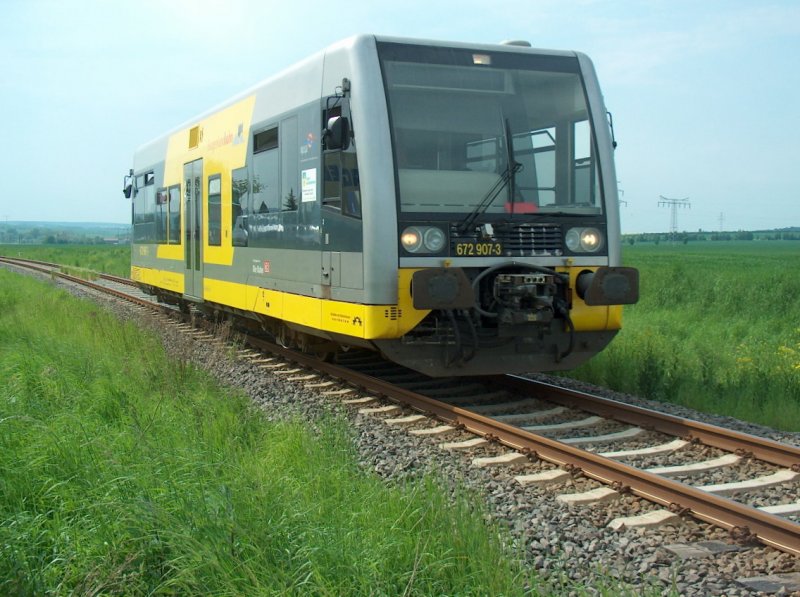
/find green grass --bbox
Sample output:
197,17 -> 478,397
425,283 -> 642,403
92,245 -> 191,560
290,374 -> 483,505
0,270 -> 534,595
0,244 -> 130,278
5,241 -> 798,430
567,241 -> 800,430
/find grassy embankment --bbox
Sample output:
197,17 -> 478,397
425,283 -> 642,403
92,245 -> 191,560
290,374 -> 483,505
0,269 -> 536,595
0,244 -> 130,278
568,242 -> 800,431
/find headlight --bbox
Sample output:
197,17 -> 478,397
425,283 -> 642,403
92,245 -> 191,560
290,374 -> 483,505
423,227 -> 446,252
565,227 -> 604,253
401,227 -> 423,253
401,226 -> 446,254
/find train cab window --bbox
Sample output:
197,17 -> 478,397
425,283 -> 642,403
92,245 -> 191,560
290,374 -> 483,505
207,175 -> 222,246
168,185 -> 181,244
322,103 -> 361,218
133,171 -> 156,242
155,188 -> 168,243
527,127 -> 556,206
572,119 -> 597,206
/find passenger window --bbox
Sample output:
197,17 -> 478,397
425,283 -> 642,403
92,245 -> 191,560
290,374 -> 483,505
168,185 -> 181,244
252,145 -> 280,213
254,127 -> 278,153
208,175 -> 222,246
156,188 -> 168,243
144,174 -> 156,243
231,167 -> 249,247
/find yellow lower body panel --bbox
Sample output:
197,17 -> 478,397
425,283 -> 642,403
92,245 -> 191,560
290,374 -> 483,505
238,279 -> 427,340
131,264 -> 620,341
131,266 -> 184,294
133,266 -> 429,340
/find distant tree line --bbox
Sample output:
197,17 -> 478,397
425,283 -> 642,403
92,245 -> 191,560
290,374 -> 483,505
0,225 -> 130,245
624,230 -> 800,245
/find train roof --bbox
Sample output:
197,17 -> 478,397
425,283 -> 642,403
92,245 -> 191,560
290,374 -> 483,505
132,34 -> 583,164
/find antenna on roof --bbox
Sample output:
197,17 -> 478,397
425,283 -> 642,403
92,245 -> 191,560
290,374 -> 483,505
501,40 -> 532,47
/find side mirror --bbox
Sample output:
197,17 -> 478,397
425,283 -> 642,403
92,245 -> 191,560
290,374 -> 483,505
123,172 -> 133,198
324,115 -> 350,150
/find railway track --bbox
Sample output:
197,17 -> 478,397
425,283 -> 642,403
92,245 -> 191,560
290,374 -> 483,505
291,352 -> 800,557
3,255 -> 800,591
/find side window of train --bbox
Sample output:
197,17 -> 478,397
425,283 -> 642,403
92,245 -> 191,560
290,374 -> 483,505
168,185 -> 181,244
252,126 -> 280,213
231,167 -> 249,247
322,101 -> 361,219
281,116 -> 298,212
207,174 -> 222,246
156,188 -> 168,243
133,172 -> 156,242
133,175 -> 145,240
572,119 -> 597,206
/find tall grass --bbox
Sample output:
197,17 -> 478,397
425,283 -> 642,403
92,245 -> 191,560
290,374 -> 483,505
0,244 -> 129,278
567,242 -> 800,430
0,270 -> 531,595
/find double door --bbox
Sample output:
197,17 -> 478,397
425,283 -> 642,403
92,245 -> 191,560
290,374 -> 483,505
184,159 -> 203,299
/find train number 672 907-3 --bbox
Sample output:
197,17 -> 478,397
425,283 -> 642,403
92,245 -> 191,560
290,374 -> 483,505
454,242 -> 503,257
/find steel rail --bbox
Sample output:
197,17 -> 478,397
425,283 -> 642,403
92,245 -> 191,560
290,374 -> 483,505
0,257 -> 157,309
0,256 -> 136,287
98,272 -> 136,286
495,376 -> 800,470
4,256 -> 799,556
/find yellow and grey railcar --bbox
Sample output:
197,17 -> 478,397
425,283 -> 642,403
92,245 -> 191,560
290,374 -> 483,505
124,35 -> 638,377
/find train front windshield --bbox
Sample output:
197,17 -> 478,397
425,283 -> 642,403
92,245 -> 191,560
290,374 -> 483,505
378,43 -> 604,218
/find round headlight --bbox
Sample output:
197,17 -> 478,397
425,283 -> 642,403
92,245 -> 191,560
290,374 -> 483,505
565,228 -> 582,252
580,228 -> 603,252
566,227 -> 604,253
401,227 -> 422,253
423,227 -> 445,252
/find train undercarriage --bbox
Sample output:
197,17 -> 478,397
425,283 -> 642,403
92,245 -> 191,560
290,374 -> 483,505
140,263 -> 636,377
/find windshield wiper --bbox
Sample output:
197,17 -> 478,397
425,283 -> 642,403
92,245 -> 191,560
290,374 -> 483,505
458,118 -> 521,234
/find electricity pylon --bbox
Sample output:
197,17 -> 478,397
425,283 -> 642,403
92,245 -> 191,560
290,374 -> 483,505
658,195 -> 690,239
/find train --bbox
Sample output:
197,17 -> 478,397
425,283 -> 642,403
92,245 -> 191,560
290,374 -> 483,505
124,34 -> 638,377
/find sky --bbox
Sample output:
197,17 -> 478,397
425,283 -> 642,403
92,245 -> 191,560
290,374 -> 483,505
1,0 -> 798,234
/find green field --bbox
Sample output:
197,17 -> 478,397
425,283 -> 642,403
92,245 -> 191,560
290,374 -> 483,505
568,241 -> 800,430
0,244 -> 130,278
0,270 -> 534,595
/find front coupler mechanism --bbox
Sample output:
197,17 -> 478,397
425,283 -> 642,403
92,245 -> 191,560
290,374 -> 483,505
493,272 -> 559,327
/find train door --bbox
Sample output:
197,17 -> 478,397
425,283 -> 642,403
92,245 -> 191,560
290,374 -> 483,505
183,159 -> 203,299
320,98 -> 364,291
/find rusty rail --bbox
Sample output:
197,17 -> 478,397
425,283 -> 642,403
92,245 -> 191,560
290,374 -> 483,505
495,375 -> 800,470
